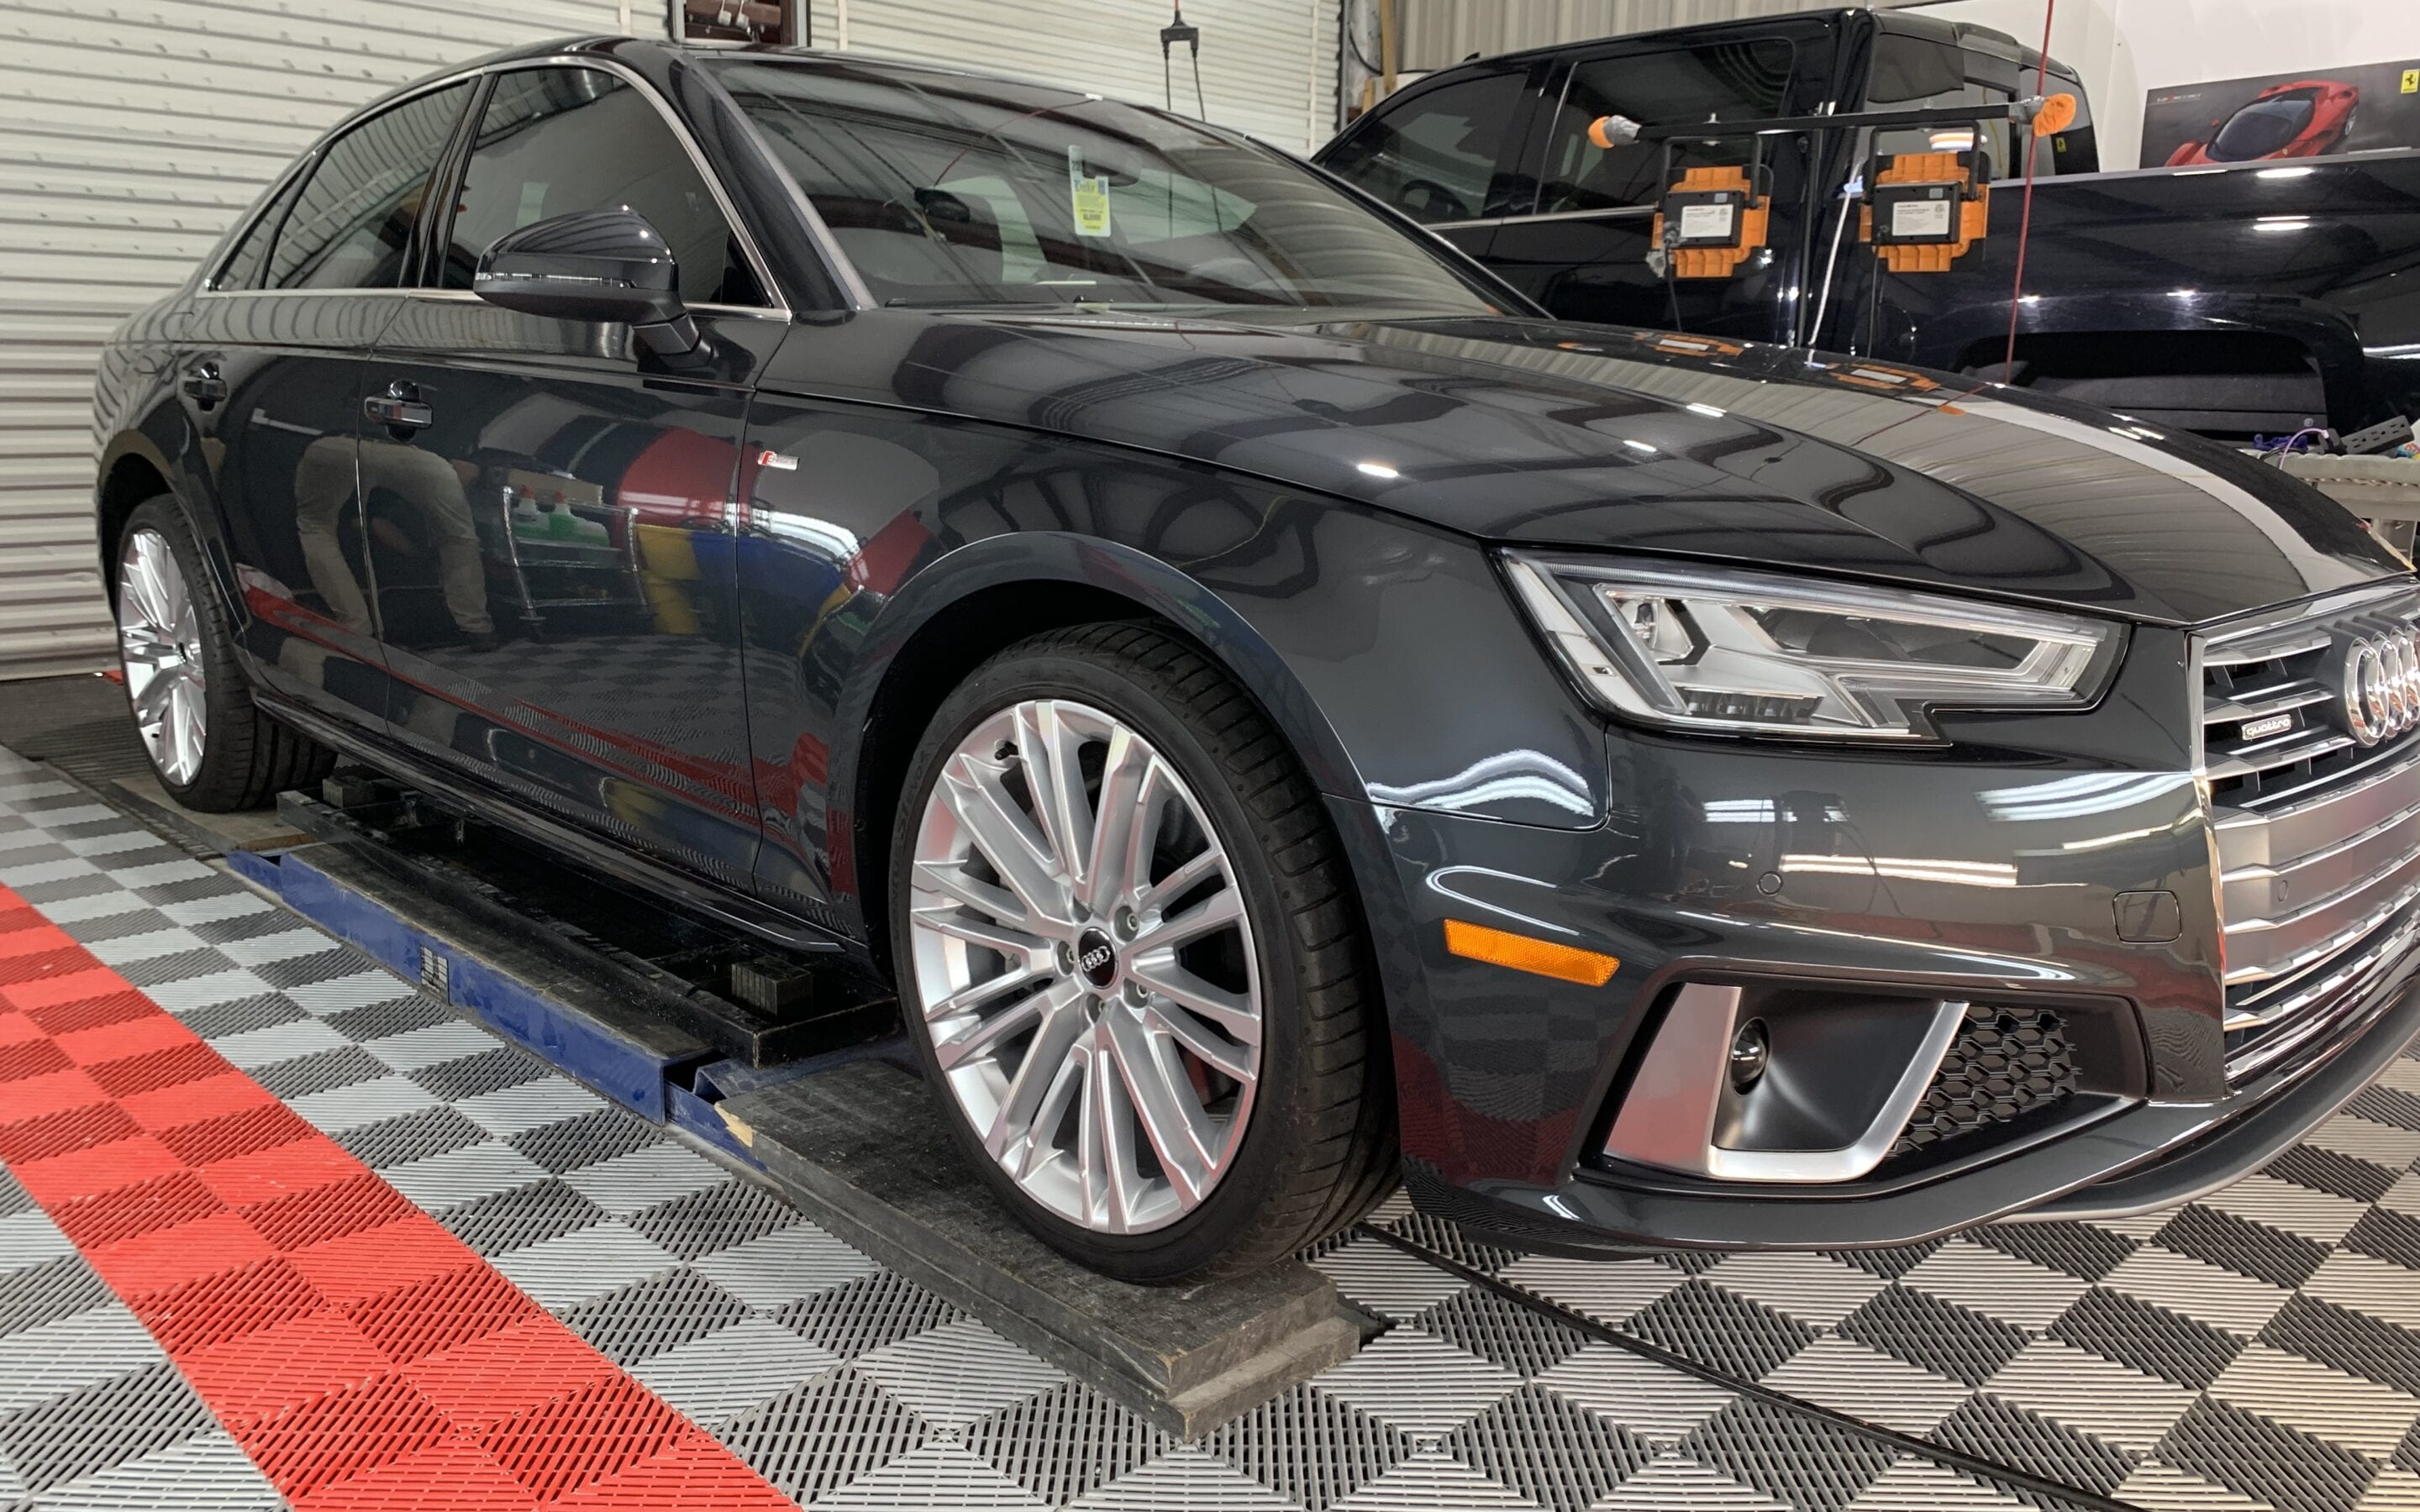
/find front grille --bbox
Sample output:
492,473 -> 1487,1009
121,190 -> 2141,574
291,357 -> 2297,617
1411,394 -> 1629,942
1890,1005 -> 2076,1159
2203,582 -> 2420,1079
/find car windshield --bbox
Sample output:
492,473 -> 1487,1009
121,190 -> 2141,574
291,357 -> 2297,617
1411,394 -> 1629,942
713,59 -> 1500,312
2211,93 -> 2317,160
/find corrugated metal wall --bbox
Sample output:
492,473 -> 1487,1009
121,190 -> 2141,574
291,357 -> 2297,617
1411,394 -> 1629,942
1396,0 -> 1925,71
804,0 -> 1340,153
0,0 -> 634,680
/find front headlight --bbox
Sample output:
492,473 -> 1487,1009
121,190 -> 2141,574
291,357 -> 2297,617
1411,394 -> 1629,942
1504,554 -> 2122,743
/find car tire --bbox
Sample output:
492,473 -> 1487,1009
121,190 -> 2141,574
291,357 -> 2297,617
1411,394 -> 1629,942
892,622 -> 1397,1281
112,498 -> 333,811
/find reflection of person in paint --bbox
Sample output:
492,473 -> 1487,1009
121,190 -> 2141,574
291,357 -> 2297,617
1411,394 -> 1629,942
294,435 -> 494,644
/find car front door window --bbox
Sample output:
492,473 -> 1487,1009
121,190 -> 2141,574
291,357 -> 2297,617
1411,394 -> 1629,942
437,67 -> 763,305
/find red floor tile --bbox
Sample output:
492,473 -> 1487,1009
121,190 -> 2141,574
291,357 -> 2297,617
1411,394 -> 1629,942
0,879 -> 796,1510
0,1100 -> 140,1163
550,1432 -> 801,1512
53,1168 -> 225,1247
55,1007 -> 201,1064
122,1068 -> 276,1129
181,1310 -> 397,1429
7,964 -> 144,1012
406,1318 -> 616,1435
87,1210 -> 276,1294
9,1131 -> 183,1203
288,1215 -> 467,1307
197,1134 -> 364,1207
293,1435 -> 542,1512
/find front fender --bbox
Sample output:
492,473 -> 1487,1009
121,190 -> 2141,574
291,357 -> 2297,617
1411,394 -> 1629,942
842,530 -> 1365,805
842,510 -> 1608,843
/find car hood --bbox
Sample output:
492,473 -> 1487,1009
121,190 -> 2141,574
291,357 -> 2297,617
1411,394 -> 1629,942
782,307 -> 2405,626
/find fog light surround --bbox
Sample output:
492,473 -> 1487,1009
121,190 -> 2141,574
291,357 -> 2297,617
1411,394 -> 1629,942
1604,983 -> 1965,1184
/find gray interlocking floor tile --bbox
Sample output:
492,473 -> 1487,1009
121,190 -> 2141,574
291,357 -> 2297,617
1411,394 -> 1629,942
965,1380 -> 1172,1505
30,1427 -> 282,1511
333,1104 -> 492,1171
0,1359 -> 215,1496
441,1177 -> 611,1257
320,992 -> 455,1045
629,1177 -> 802,1263
408,1043 -> 554,1103
1676,1398 -> 1897,1512
1435,1383 -> 1635,1512
718,1365 -> 932,1504
173,991 -> 308,1042
627,1314 -> 839,1431
561,1264 -> 753,1367
692,1222 -> 881,1310
492,1218 -> 679,1311
0,1256 -> 115,1338
509,1106 -> 661,1174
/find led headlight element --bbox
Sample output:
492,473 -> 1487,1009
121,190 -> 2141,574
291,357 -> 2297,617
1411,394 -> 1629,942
1505,554 -> 2120,742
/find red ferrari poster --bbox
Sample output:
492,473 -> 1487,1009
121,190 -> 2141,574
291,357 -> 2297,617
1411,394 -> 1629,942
2142,60 -> 2420,168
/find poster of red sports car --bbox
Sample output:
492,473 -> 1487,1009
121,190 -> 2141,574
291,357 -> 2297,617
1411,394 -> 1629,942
2142,60 -> 2420,168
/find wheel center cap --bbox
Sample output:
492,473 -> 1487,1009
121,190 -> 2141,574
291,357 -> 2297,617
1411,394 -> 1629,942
1074,927 -> 1118,989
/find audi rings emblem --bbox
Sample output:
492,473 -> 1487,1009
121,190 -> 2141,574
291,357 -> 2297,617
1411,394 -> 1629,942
2344,627 -> 2420,745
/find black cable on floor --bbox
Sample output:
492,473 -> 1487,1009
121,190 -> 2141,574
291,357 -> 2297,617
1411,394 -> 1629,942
1355,1222 -> 2146,1512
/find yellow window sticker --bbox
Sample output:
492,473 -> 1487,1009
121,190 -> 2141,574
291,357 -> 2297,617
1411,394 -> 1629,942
1067,145 -> 1112,239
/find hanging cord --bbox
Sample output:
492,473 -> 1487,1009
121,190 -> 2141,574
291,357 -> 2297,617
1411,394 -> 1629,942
1161,4 -> 1203,118
2000,0 -> 2057,379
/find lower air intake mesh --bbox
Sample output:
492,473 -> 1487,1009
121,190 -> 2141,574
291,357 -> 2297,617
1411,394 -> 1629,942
1890,1005 -> 2076,1160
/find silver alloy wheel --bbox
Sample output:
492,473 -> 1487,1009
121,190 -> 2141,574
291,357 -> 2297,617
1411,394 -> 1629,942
908,698 -> 1261,1233
115,528 -> 208,787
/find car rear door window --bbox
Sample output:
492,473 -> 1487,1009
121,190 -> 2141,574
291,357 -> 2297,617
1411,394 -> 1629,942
1533,40 -> 1795,215
437,66 -> 764,306
1323,69 -> 1529,224
213,173 -> 302,291
266,82 -> 471,291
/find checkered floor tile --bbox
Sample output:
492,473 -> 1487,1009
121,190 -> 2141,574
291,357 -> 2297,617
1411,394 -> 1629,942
1349,1051 -> 2420,1512
3,742 -> 2419,1509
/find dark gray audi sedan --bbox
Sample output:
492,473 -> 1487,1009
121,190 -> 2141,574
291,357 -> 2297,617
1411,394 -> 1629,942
89,36 -> 2420,1280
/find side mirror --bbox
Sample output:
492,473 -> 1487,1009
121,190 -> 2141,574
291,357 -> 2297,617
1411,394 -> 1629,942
472,209 -> 698,356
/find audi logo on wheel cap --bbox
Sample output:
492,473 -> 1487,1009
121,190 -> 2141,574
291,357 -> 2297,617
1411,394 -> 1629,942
2345,627 -> 2420,745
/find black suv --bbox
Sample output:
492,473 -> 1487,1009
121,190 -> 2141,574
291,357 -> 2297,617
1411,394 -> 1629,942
93,38 -> 2420,1280
1318,9 -> 2420,443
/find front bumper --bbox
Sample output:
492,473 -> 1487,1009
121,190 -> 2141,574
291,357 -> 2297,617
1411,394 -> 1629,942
1346,710 -> 2420,1254
1416,967 -> 2420,1257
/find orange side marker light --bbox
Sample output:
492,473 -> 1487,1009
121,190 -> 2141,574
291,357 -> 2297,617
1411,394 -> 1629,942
1444,920 -> 1619,987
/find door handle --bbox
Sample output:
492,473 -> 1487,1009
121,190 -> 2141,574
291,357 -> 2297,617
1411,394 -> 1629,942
181,361 -> 226,410
363,388 -> 434,435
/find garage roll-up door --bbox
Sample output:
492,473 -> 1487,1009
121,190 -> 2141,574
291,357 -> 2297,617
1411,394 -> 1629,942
804,0 -> 1339,154
0,0 -> 630,680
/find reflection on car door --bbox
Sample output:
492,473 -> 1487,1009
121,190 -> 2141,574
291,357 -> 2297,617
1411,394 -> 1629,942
176,81 -> 474,734
1483,35 -> 1805,335
364,64 -> 783,890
